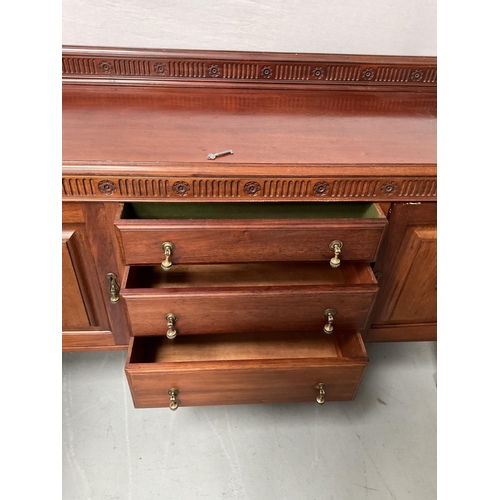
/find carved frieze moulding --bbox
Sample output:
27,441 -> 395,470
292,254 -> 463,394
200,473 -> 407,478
62,47 -> 437,88
62,176 -> 437,201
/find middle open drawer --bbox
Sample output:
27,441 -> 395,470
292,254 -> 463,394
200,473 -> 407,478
120,262 -> 378,337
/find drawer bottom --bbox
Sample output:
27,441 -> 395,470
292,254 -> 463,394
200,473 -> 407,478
125,331 -> 368,409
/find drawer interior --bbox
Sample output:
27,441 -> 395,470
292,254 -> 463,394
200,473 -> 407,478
120,202 -> 384,220
128,331 -> 367,365
126,331 -> 368,407
124,262 -> 377,290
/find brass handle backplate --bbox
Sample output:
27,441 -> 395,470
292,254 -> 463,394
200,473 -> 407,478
166,313 -> 178,339
323,308 -> 336,334
161,242 -> 175,270
315,383 -> 326,404
168,388 -> 179,411
329,240 -> 343,268
106,273 -> 120,304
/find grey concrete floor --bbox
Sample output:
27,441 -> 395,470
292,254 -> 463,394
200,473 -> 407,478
62,342 -> 436,500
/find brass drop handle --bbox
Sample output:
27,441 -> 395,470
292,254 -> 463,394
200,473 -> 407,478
166,313 -> 178,339
315,383 -> 326,404
329,240 -> 343,268
106,272 -> 120,304
168,388 -> 179,411
161,242 -> 175,270
323,308 -> 336,334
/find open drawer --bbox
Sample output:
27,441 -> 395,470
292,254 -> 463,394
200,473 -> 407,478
125,330 -> 369,408
115,202 -> 387,266
120,262 -> 379,336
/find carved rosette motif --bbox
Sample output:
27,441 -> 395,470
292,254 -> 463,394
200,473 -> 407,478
361,68 -> 375,81
244,181 -> 261,196
260,66 -> 273,78
381,181 -> 398,195
63,177 -> 436,199
98,180 -> 116,195
312,67 -> 325,79
64,49 -> 436,87
154,62 -> 166,75
410,69 -> 424,81
172,181 -> 190,196
98,61 -> 113,74
313,181 -> 330,196
208,64 -> 221,77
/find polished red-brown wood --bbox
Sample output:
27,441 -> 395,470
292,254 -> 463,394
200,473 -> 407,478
62,203 -> 113,350
62,202 -> 133,350
116,219 -> 387,266
62,46 -> 436,93
81,202 -> 131,346
63,86 -> 436,166
365,202 -> 437,342
62,50 -> 436,203
62,47 -> 437,356
125,331 -> 368,408
62,230 -> 91,330
121,262 -> 378,336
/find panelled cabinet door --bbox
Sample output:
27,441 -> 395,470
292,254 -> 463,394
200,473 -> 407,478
62,216 -> 112,350
63,202 -> 132,351
366,202 -> 437,342
62,224 -> 108,332
62,228 -> 93,331
388,226 -> 437,323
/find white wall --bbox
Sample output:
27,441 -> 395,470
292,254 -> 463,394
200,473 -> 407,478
62,0 -> 436,56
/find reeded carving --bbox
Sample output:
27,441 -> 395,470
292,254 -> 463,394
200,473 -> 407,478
312,67 -> 325,79
63,176 -> 435,199
244,181 -> 261,196
208,64 -> 220,77
98,61 -> 113,74
313,181 -> 330,196
172,181 -> 190,196
64,49 -> 436,88
361,68 -> 374,81
154,62 -> 166,75
98,180 -> 116,195
410,69 -> 424,81
381,181 -> 398,195
260,66 -> 273,78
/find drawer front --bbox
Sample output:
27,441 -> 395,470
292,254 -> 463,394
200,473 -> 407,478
115,219 -> 387,266
127,365 -> 366,408
122,288 -> 377,336
125,332 -> 368,408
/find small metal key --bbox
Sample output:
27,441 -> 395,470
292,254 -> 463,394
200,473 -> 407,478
207,149 -> 234,160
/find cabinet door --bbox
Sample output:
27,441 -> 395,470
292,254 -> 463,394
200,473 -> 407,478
62,227 -> 93,331
366,202 -> 437,342
62,203 -> 115,350
62,224 -> 108,329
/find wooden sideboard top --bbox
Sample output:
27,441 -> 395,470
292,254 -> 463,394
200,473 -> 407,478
63,85 -> 436,165
62,47 -> 436,202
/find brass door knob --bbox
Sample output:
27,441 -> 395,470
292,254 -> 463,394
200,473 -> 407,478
329,240 -> 343,268
161,242 -> 175,270
166,313 -> 178,339
323,309 -> 336,334
168,388 -> 179,410
315,383 -> 326,404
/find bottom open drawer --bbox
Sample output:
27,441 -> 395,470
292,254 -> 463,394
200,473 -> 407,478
125,330 -> 368,409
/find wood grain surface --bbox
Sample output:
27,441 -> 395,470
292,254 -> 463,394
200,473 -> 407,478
367,202 -> 437,341
121,262 -> 378,336
115,218 -> 387,265
126,331 -> 368,407
63,85 -> 436,166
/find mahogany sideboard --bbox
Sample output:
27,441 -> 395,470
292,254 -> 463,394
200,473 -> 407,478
62,46 -> 436,409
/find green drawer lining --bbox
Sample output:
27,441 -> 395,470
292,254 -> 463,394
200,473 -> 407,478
121,202 -> 382,220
